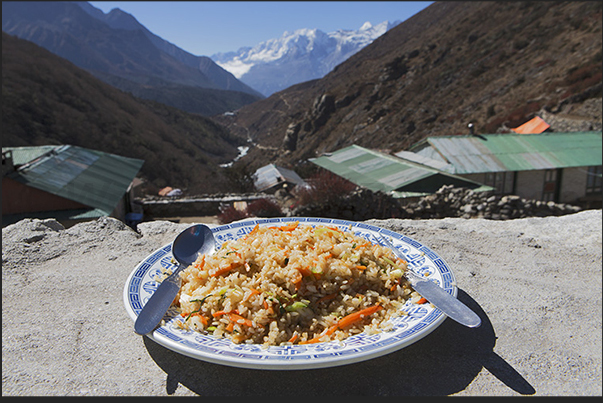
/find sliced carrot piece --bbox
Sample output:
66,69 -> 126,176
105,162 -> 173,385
249,223 -> 260,235
210,262 -> 242,277
193,254 -> 206,269
212,310 -> 229,317
296,265 -> 313,277
181,312 -> 208,326
279,221 -> 299,231
228,313 -> 263,328
243,288 -> 261,302
300,323 -> 339,344
337,305 -> 383,329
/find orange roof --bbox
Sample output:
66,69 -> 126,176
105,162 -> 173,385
158,186 -> 173,196
511,116 -> 550,134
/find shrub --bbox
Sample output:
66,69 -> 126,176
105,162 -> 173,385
294,170 -> 356,207
513,39 -> 530,51
487,104 -> 497,118
217,205 -> 249,224
217,197 -> 283,224
246,198 -> 283,218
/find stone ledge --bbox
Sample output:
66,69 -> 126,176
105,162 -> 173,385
2,211 -> 601,396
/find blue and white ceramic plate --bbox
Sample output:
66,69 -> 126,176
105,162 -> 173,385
123,217 -> 456,370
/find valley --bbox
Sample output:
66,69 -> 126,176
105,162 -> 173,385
216,1 -> 602,176
3,1 -> 602,205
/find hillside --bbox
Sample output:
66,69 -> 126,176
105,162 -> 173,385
2,32 -> 246,194
213,1 -> 602,173
92,72 -> 261,117
2,1 -> 263,116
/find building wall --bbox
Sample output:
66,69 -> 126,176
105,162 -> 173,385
515,170 -> 545,201
461,173 -> 483,183
110,194 -> 127,222
2,177 -> 88,214
511,168 -> 592,204
462,168 -> 591,204
462,172 -> 514,195
559,167 -> 587,203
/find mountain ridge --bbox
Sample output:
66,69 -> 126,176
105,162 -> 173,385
2,1 -> 264,116
212,20 -> 400,96
75,2 -> 261,96
2,32 -> 246,194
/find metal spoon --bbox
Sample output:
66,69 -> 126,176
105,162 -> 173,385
377,234 -> 481,328
134,224 -> 215,335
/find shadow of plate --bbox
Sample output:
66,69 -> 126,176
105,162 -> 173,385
143,289 -> 535,396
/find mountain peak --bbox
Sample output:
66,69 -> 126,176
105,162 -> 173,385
359,21 -> 373,31
103,7 -> 144,31
212,21 -> 397,96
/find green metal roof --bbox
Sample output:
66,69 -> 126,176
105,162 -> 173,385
4,145 -> 144,215
310,145 -> 490,198
2,145 -> 57,166
410,131 -> 602,174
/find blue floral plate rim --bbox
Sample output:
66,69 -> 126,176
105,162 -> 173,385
123,217 -> 455,370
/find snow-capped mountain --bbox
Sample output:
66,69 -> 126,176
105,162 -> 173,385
211,21 -> 401,96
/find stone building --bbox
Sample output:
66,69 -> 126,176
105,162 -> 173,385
407,131 -> 602,208
2,145 -> 144,227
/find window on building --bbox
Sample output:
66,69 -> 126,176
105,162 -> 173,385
586,166 -> 602,194
484,171 -> 514,194
542,169 -> 558,202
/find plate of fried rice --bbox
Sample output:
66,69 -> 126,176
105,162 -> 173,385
124,217 -> 456,369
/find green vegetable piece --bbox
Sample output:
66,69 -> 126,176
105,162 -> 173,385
285,301 -> 308,312
382,256 -> 403,271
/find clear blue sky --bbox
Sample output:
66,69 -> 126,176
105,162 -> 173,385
89,1 -> 433,56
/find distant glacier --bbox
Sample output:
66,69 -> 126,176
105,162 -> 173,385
211,21 -> 400,97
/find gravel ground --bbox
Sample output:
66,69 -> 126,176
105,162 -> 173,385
2,210 -> 601,396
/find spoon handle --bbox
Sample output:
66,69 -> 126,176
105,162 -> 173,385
377,234 -> 481,328
134,266 -> 183,335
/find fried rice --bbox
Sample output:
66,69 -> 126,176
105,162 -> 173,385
174,221 -> 421,345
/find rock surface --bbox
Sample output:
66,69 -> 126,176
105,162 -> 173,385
2,211 -> 601,396
291,185 -> 584,222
